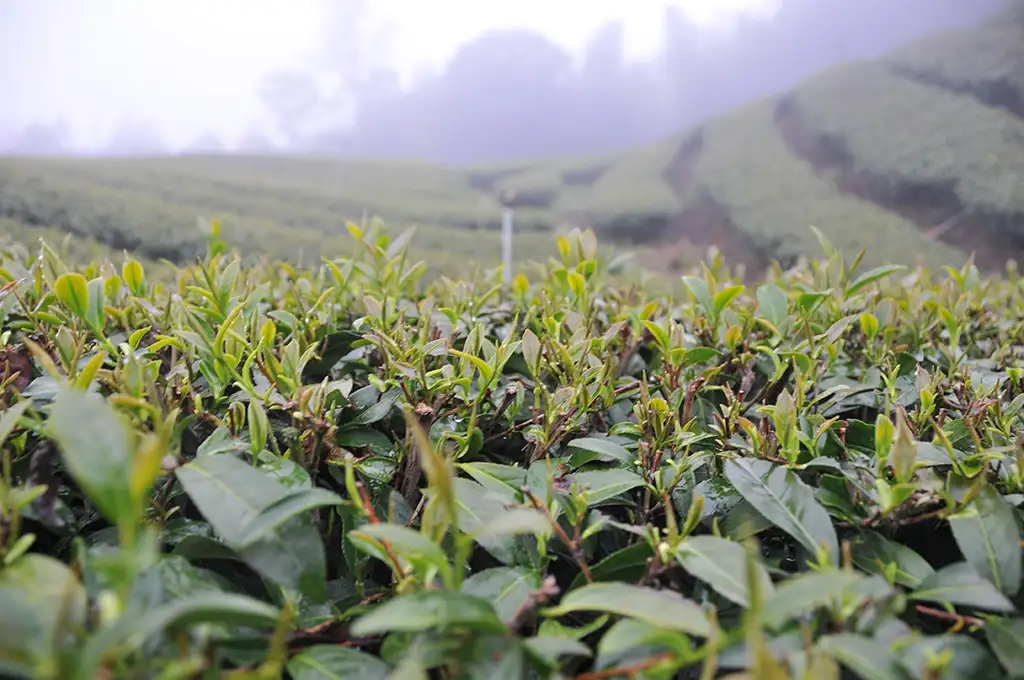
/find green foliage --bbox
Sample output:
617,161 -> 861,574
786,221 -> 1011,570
2,225 -> 1024,678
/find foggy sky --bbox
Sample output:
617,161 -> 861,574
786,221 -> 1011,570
0,0 -> 776,150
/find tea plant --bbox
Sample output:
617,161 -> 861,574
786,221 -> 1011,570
0,224 -> 1022,679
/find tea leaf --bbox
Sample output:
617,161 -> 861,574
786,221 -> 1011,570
911,562 -> 1015,612
49,390 -> 135,527
543,583 -> 710,637
949,485 -> 1022,596
350,591 -> 506,636
817,634 -> 904,680
287,646 -> 392,680
675,535 -> 774,607
724,458 -> 839,565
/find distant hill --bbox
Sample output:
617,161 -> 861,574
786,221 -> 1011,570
2,8 -> 1023,274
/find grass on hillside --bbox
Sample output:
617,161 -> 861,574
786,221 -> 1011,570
792,62 -> 1024,234
886,19 -> 1024,103
0,157 -> 568,277
2,227 -> 1024,678
688,98 -> 964,268
0,146 -> 686,271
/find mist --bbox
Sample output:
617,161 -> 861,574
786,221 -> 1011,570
0,0 -> 1011,163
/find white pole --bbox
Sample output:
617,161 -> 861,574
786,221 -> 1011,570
501,207 -> 514,283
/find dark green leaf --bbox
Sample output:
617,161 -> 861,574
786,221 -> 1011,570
949,485 -> 1022,596
176,454 -> 327,600
566,436 -> 634,467
49,390 -> 134,526
817,634 -> 906,680
852,531 -> 934,588
543,583 -> 710,637
725,458 -> 839,565
335,427 -> 394,454
286,646 -> 391,680
571,541 -> 654,589
462,567 -> 542,624
911,562 -> 1015,612
236,488 -> 345,547
685,346 -> 723,365
350,388 -> 400,425
350,591 -> 506,636
568,469 -> 645,505
675,535 -> 774,607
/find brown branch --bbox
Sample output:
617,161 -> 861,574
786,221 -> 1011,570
356,481 -> 407,581
914,604 -> 985,629
573,653 -> 676,679
523,487 -> 593,583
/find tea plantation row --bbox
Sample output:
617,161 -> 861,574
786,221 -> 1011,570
0,226 -> 1023,679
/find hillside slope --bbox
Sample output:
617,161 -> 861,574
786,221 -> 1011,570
1,8 -> 1022,273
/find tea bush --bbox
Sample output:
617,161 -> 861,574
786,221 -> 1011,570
1,224 -> 1023,679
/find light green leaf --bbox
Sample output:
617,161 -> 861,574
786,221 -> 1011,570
950,485 -> 1022,596
80,593 -> 279,677
521,329 -> 541,376
0,401 -> 30,446
713,285 -> 745,317
85,277 -> 106,330
543,583 -> 710,637
724,458 -> 838,565
350,591 -> 506,636
472,508 -> 550,541
449,349 -> 495,386
53,272 -> 89,320
901,636 -> 1001,679
845,265 -> 905,296
757,284 -> 788,329
675,535 -> 774,607
642,321 -> 670,352
524,636 -> 593,663
682,276 -> 714,315
349,524 -> 451,583
0,554 -> 86,665
49,390 -> 134,527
